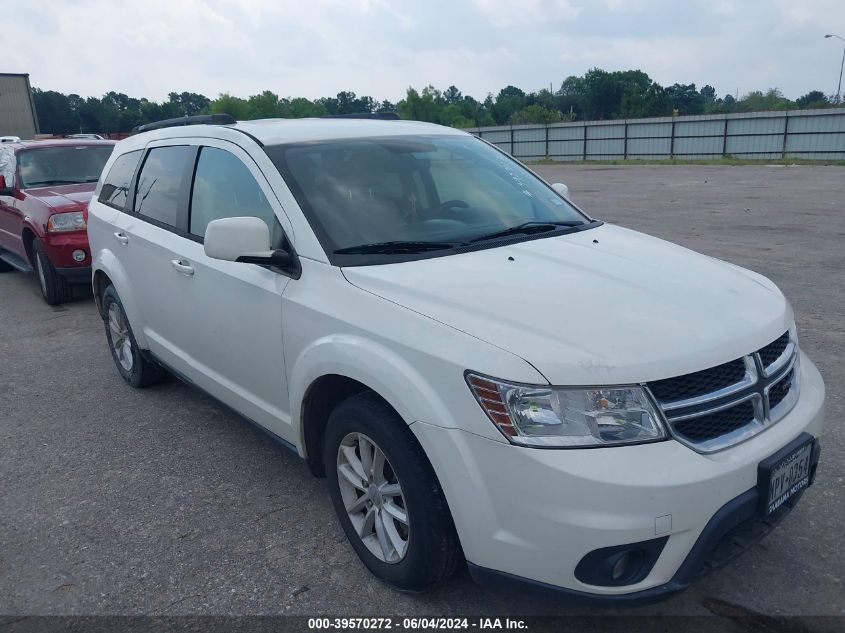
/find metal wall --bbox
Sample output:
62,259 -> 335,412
0,73 -> 39,139
467,108 -> 845,161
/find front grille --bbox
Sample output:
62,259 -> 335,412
758,331 -> 789,368
646,332 -> 798,452
673,400 -> 755,443
648,359 -> 746,403
768,369 -> 794,410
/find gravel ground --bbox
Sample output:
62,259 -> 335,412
0,165 -> 843,625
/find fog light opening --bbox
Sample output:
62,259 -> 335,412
72,249 -> 86,262
611,549 -> 645,584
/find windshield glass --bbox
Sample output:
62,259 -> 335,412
18,145 -> 114,188
266,135 -> 592,262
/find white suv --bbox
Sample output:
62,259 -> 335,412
88,114 -> 825,603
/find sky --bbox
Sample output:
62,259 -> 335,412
6,0 -> 845,103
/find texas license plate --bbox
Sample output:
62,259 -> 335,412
760,438 -> 813,515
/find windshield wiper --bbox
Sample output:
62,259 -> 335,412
468,221 -> 584,244
334,240 -> 458,255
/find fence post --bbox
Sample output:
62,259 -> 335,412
582,124 -> 588,161
545,124 -> 550,160
669,118 -> 676,159
623,121 -> 628,159
782,112 -> 789,159
722,117 -> 728,157
510,126 -> 515,156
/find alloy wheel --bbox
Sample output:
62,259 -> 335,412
336,432 -> 409,563
107,303 -> 134,372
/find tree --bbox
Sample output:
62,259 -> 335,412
491,85 -> 526,124
699,85 -> 716,102
510,104 -> 563,125
210,93 -> 250,119
247,90 -> 281,118
32,89 -> 79,134
168,92 -> 210,116
397,86 -> 444,123
795,90 -> 829,109
278,97 -> 328,118
443,85 -> 462,105
736,88 -> 793,112
666,83 -> 705,115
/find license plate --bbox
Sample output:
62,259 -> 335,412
760,438 -> 813,515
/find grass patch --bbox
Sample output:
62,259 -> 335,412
526,157 -> 845,167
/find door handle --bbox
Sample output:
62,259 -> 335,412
171,259 -> 195,276
114,232 -> 129,245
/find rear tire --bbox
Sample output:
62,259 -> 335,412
324,392 -> 462,591
32,239 -> 73,305
101,285 -> 166,388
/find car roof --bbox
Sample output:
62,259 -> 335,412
8,139 -> 116,151
120,117 -> 468,149
233,118 -> 467,145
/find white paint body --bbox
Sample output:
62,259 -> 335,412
88,118 -> 825,597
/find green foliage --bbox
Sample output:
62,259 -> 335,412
210,93 -> 250,119
735,88 -> 794,112
510,104 -> 563,125
796,90 -> 829,109
666,83 -> 706,115
30,71 -> 838,136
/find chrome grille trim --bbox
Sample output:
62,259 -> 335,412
645,331 -> 800,454
762,341 -> 796,378
660,356 -> 758,412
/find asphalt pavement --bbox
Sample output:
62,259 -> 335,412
1,165 -> 843,625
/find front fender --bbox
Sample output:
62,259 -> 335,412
289,334 -> 457,455
92,248 -> 149,349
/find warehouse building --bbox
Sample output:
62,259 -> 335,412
0,73 -> 39,139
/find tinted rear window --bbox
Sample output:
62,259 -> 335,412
98,150 -> 142,209
133,146 -> 192,227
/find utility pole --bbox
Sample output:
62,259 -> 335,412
824,34 -> 845,104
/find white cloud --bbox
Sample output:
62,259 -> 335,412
5,0 -> 845,103
470,0 -> 580,27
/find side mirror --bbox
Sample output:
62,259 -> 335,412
0,175 -> 15,197
204,216 -> 297,272
551,182 -> 570,200
204,216 -> 272,261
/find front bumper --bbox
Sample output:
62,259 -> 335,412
42,230 -> 91,269
55,265 -> 92,284
411,351 -> 825,600
467,435 -> 820,605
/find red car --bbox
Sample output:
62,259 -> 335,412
0,139 -> 115,304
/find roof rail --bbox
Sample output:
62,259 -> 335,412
321,112 -> 400,120
132,113 -> 236,134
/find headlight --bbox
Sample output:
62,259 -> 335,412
466,373 -> 667,448
47,211 -> 86,232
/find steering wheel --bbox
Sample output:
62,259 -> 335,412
421,199 -> 469,220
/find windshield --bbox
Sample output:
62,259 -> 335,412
266,135 -> 593,264
18,145 -> 114,188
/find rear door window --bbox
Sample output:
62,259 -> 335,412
133,146 -> 193,228
98,150 -> 142,209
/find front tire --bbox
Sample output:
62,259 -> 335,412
101,285 -> 166,388
32,239 -> 73,305
324,392 -> 462,591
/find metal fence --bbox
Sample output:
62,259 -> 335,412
466,107 -> 845,161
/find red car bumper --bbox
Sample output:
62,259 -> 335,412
42,230 -> 92,283
42,230 -> 90,267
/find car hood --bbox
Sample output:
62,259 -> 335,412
342,223 -> 793,385
26,183 -> 96,211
